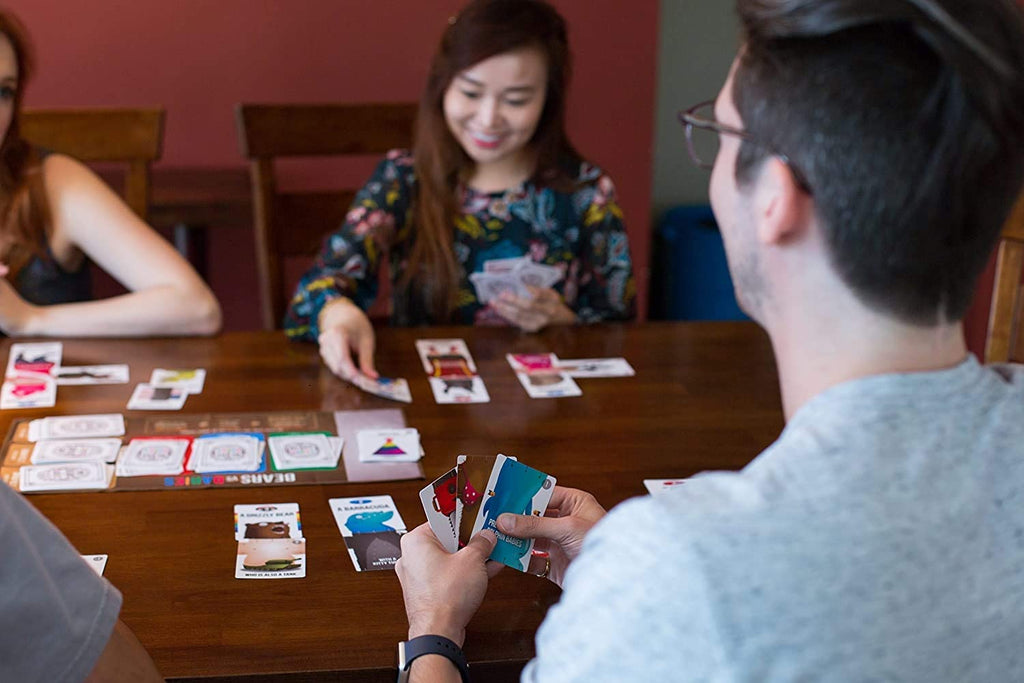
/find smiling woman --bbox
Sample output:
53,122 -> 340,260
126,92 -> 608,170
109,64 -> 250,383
284,0 -> 637,381
0,9 -> 221,338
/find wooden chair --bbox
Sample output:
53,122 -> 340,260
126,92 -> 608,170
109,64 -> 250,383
985,189 -> 1024,363
21,108 -> 165,220
235,102 -> 418,331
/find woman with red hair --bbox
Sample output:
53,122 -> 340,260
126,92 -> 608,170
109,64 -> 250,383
0,10 -> 221,337
285,0 -> 635,379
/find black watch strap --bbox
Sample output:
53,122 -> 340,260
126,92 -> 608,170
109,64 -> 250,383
397,634 -> 470,683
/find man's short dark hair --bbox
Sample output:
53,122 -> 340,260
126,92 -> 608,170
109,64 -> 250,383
732,0 -> 1024,325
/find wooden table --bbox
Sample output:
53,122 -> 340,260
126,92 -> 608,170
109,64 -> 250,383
5,323 -> 783,682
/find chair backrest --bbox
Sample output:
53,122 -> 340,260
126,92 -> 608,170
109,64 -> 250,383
21,108 -> 165,220
235,102 -> 417,331
985,189 -> 1024,363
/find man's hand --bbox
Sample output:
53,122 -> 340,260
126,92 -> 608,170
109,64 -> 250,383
396,524 -> 502,646
317,298 -> 377,379
496,486 -> 606,587
491,287 -> 576,333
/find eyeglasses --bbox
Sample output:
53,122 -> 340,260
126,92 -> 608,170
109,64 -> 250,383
678,100 -> 812,194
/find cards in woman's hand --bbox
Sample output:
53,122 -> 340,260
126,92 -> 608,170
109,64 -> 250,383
420,454 -> 556,572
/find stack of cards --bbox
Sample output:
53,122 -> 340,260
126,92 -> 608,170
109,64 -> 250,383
416,338 -> 490,404
234,503 -> 306,579
55,364 -> 129,385
190,433 -> 264,473
2,342 -> 61,410
347,371 -> 413,404
267,432 -> 343,471
115,437 -> 191,477
469,256 -> 563,303
32,438 -> 122,465
356,427 -> 421,463
506,353 -> 635,399
19,461 -> 114,492
27,413 -> 126,442
420,454 -> 556,572
127,368 -> 206,411
329,495 -> 406,571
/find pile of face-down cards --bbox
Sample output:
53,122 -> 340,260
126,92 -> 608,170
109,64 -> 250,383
507,353 -> 635,399
267,432 -> 343,470
2,342 -> 62,410
356,427 -> 421,463
127,368 -> 206,411
346,371 -> 412,403
17,413 -> 124,491
329,495 -> 407,571
115,436 -> 192,477
469,256 -> 563,303
234,503 -> 306,579
190,433 -> 266,473
416,338 -> 490,404
420,454 -> 556,572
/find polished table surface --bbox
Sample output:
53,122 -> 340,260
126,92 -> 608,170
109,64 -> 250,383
5,323 -> 784,682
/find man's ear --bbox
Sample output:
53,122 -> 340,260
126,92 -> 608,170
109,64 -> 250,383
753,157 -> 812,246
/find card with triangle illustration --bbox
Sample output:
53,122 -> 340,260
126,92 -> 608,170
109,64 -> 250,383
356,428 -> 421,463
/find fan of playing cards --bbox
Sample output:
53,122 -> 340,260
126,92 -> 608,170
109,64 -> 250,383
420,454 -> 556,572
469,256 -> 563,303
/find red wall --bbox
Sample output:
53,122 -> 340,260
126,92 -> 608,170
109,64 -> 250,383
7,0 -> 658,329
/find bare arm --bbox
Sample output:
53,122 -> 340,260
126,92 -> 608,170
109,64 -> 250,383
84,619 -> 163,682
6,154 -> 221,337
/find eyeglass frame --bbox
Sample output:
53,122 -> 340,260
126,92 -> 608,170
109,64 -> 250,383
678,99 -> 813,194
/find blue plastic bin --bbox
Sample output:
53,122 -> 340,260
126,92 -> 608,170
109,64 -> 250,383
650,205 -> 748,321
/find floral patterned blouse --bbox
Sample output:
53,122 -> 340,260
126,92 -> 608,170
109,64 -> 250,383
283,149 -> 635,339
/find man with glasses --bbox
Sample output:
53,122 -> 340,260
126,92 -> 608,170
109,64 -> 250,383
395,0 -> 1024,680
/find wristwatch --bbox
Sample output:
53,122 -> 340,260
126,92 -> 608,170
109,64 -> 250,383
396,634 -> 470,683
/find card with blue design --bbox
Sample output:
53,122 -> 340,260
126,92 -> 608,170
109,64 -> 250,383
471,454 -> 556,572
329,495 -> 407,571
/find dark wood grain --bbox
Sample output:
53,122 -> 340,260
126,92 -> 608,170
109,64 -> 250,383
3,322 -> 783,681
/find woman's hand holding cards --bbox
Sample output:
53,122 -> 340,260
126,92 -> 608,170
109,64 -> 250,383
496,486 -> 606,587
396,524 -> 503,646
491,286 -> 576,333
317,297 -> 377,379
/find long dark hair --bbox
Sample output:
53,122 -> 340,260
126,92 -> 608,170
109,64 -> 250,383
0,9 -> 49,277
400,0 -> 581,322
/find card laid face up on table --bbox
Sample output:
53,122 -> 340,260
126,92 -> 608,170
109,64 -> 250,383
150,368 -> 206,394
329,495 -> 407,571
127,384 -> 188,411
2,342 -> 62,410
56,365 -> 130,385
234,503 -> 306,579
356,427 -> 421,463
416,338 -> 490,404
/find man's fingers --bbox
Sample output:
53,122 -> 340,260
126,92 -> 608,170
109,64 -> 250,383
357,332 -> 377,378
460,529 -> 497,562
497,512 -> 566,542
